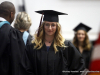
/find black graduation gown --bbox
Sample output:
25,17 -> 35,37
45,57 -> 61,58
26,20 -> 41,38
77,47 -> 93,69
25,40 -> 85,75
0,23 -> 27,75
20,32 -> 33,45
27,34 -> 33,45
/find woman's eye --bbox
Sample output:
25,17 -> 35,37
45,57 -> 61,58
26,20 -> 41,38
82,34 -> 85,35
46,24 -> 49,26
77,33 -> 80,35
51,24 -> 55,27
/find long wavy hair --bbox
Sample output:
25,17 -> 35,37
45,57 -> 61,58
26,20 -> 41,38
73,30 -> 91,50
32,21 -> 66,53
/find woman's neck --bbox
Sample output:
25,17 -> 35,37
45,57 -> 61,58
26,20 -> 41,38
20,29 -> 28,32
44,35 -> 54,47
20,29 -> 25,32
78,41 -> 84,53
44,35 -> 54,43
78,41 -> 84,47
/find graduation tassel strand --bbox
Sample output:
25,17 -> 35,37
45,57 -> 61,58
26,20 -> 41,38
37,13 -> 43,37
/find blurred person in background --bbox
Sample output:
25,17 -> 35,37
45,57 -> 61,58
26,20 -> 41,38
14,12 -> 33,45
73,23 -> 93,70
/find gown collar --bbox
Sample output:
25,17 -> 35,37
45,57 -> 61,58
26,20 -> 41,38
42,41 -> 54,51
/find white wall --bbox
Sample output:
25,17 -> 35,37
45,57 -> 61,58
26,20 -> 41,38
24,0 -> 100,41
1,0 -> 100,40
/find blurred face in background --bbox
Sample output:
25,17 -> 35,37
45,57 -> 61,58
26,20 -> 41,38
44,21 -> 57,36
77,30 -> 86,43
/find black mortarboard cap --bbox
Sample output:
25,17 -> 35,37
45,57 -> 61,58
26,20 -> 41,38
35,10 -> 68,22
73,23 -> 92,32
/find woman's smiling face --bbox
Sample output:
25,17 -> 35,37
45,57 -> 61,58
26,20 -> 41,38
77,30 -> 86,42
44,21 -> 57,36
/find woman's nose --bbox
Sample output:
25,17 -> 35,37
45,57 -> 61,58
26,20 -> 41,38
49,25 -> 52,29
80,34 -> 83,37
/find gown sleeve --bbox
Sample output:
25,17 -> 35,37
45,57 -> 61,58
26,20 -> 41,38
9,28 -> 27,75
87,46 -> 93,69
63,40 -> 85,75
0,24 -> 11,58
0,23 -> 29,75
25,44 -> 35,75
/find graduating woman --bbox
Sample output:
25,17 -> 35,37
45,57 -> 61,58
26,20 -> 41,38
73,23 -> 93,69
25,10 -> 85,75
14,12 -> 33,45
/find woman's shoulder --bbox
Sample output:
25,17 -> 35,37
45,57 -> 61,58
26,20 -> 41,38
64,40 -> 75,47
26,43 -> 37,56
64,40 -> 80,54
26,43 -> 35,50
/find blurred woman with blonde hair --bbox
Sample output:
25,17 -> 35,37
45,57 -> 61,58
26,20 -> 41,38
14,12 -> 32,45
25,10 -> 85,75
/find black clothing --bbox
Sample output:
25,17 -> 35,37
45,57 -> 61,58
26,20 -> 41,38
77,47 -> 93,69
25,41 -> 85,75
0,23 -> 26,75
27,34 -> 33,45
20,32 -> 33,45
